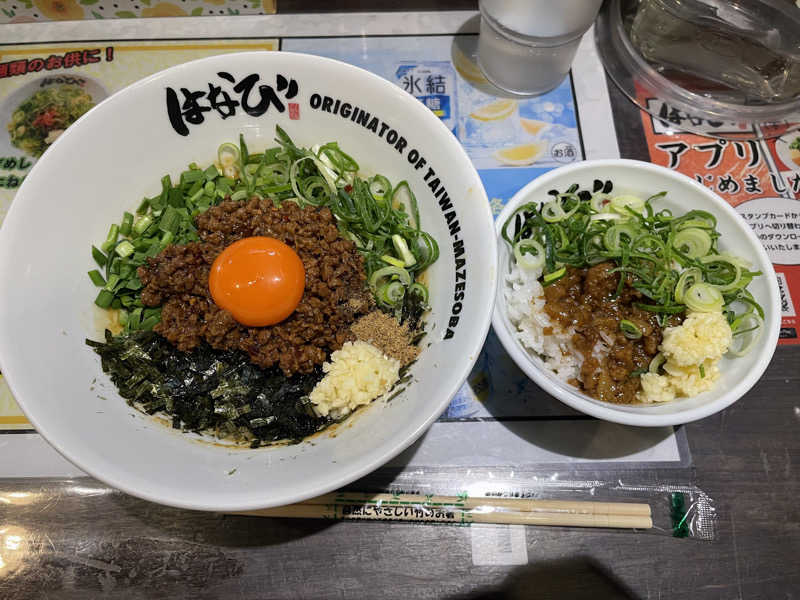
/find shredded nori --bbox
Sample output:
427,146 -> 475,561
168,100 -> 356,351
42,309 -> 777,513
86,330 -> 329,445
399,287 -> 428,332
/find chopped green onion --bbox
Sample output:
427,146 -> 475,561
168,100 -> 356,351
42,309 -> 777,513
92,245 -> 107,268
649,353 -> 666,374
619,319 -> 642,340
369,175 -> 392,201
728,313 -> 763,356
391,234 -> 416,267
203,164 -> 220,180
632,233 -> 665,256
100,224 -> 119,253
590,212 -> 623,222
699,253 -> 750,292
684,282 -> 724,312
120,212 -> 134,237
181,169 -> 204,184
104,274 -> 120,292
289,156 -> 319,205
676,211 -> 716,230
603,223 -> 637,254
408,282 -> 429,303
608,195 -> 645,215
115,240 -> 135,258
377,281 -> 405,306
699,363 -> 705,378
217,142 -> 239,164
674,267 -> 702,304
238,134 -> 250,166
673,228 -> 712,258
94,289 -> 114,309
88,269 -> 106,287
139,315 -> 160,331
736,289 -> 764,320
158,206 -> 181,234
133,215 -> 152,235
127,308 -> 142,329
590,193 -> 610,212
634,302 -> 686,314
189,187 -> 205,204
312,155 -> 340,194
244,163 -> 260,179
541,199 -> 567,223
369,266 -> 411,290
543,266 -> 567,285
392,181 -> 419,230
381,254 -> 406,268
513,239 -> 545,271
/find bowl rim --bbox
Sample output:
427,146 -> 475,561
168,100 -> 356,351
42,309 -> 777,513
491,158 -> 781,427
0,51 -> 497,511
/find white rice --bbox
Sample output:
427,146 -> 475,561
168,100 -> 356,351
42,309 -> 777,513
504,259 -> 583,381
503,261 -> 592,382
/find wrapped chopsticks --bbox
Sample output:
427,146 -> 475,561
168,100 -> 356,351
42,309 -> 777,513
236,492 -> 653,529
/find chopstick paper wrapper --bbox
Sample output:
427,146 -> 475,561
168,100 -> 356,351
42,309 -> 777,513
235,493 -> 653,529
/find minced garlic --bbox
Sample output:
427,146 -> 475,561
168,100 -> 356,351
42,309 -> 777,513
309,341 -> 400,419
660,311 -> 732,367
638,311 -> 732,403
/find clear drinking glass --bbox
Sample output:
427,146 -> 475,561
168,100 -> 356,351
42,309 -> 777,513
477,0 -> 603,96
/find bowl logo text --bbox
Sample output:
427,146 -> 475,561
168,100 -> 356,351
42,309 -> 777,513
166,72 -> 299,136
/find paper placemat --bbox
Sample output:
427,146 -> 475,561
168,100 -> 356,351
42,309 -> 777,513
0,12 -> 690,478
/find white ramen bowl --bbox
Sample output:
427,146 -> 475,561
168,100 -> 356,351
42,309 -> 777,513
0,52 -> 496,510
492,160 -> 780,427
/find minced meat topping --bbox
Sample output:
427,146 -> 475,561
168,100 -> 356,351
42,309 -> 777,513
138,198 -> 372,376
543,261 -> 683,404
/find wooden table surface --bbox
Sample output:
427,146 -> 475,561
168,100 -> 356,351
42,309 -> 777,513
2,346 -> 797,600
2,3 -> 799,599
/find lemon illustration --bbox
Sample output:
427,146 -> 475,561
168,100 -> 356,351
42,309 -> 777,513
520,118 -> 549,137
469,99 -> 517,122
452,45 -> 487,84
494,142 -> 546,166
0,375 -> 26,420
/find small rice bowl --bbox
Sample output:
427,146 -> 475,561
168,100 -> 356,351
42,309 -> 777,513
492,159 -> 780,427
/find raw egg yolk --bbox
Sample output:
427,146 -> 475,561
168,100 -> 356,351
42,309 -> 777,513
209,236 -> 305,327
